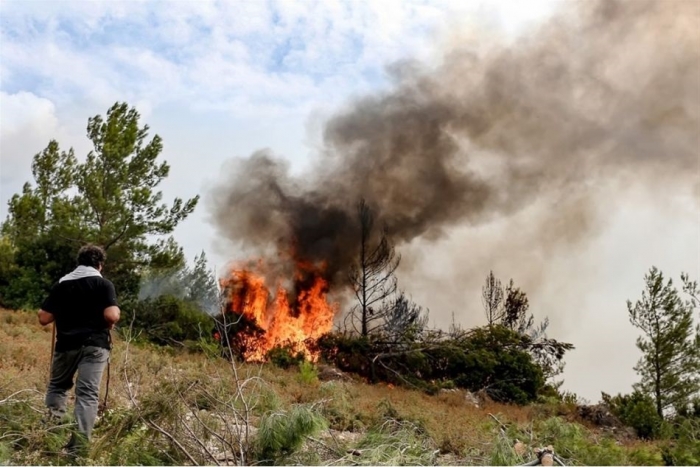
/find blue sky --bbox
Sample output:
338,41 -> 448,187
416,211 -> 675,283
1,0 -> 698,402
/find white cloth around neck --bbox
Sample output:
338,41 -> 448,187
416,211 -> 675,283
59,265 -> 102,283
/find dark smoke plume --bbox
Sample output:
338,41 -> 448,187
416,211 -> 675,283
209,0 -> 699,291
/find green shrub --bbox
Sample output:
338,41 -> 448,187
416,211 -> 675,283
604,391 -> 663,439
0,236 -> 76,310
676,397 -> 700,419
489,432 -> 525,466
296,361 -> 319,385
107,429 -> 169,466
128,295 -> 213,347
535,417 -> 629,466
314,326 -> 545,404
627,445 -> 664,466
661,418 -> 700,466
95,407 -> 174,466
266,345 -> 305,369
253,387 -> 283,415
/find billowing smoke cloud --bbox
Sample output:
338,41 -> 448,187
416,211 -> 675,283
209,0 -> 699,296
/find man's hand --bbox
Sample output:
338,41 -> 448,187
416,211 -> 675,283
38,309 -> 55,326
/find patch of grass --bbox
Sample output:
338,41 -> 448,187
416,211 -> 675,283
318,381 -> 372,432
490,432 -> 526,466
0,393 -> 80,466
533,417 -> 636,466
256,404 -> 328,464
105,423 -> 172,466
348,418 -> 439,465
297,361 -> 319,385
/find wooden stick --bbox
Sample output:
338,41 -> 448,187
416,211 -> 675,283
488,412 -> 508,433
49,323 -> 56,382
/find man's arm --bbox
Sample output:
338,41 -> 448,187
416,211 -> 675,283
103,280 -> 120,329
38,309 -> 55,326
39,283 -> 58,326
104,306 -> 120,329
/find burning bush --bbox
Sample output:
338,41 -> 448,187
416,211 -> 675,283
216,261 -> 337,362
212,261 -> 568,405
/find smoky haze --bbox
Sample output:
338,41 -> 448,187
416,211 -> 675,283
209,0 -> 699,302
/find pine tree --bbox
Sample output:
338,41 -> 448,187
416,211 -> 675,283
185,251 -> 220,314
0,102 -> 198,306
628,267 -> 700,417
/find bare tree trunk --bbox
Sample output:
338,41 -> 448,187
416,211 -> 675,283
361,207 -> 368,336
349,198 -> 400,337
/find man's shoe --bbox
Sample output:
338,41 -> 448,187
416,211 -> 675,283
41,413 -> 61,427
41,407 -> 67,426
62,432 -> 88,458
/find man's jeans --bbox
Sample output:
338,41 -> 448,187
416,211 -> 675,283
45,346 -> 109,440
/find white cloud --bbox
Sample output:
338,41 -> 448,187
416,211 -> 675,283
0,1 -> 474,114
0,91 -> 57,133
0,91 -> 98,209
0,91 -> 60,190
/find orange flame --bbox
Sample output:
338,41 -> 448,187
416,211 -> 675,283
221,260 -> 337,362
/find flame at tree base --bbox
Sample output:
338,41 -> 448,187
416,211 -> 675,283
220,262 -> 337,362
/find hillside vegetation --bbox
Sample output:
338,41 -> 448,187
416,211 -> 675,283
0,308 -> 675,466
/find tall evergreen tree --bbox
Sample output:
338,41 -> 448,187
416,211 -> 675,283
185,251 -> 220,314
628,267 -> 700,417
0,102 -> 198,307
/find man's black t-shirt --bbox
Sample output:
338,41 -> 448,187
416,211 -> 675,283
42,276 -> 118,352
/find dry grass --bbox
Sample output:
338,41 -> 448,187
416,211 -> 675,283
0,308 -> 667,465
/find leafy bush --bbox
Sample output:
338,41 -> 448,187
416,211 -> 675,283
266,345 -> 306,369
128,294 -> 213,347
536,417 -> 629,465
604,391 -> 663,439
661,418 -> 700,466
314,325 -> 545,404
0,235 -> 76,310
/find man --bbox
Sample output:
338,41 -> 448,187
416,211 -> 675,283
38,244 -> 120,452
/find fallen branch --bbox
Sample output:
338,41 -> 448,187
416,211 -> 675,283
0,389 -> 41,405
147,419 -> 198,466
306,436 -> 345,457
177,412 -> 220,466
488,412 -> 508,434
519,445 -> 566,466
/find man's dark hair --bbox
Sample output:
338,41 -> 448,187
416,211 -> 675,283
77,244 -> 106,269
